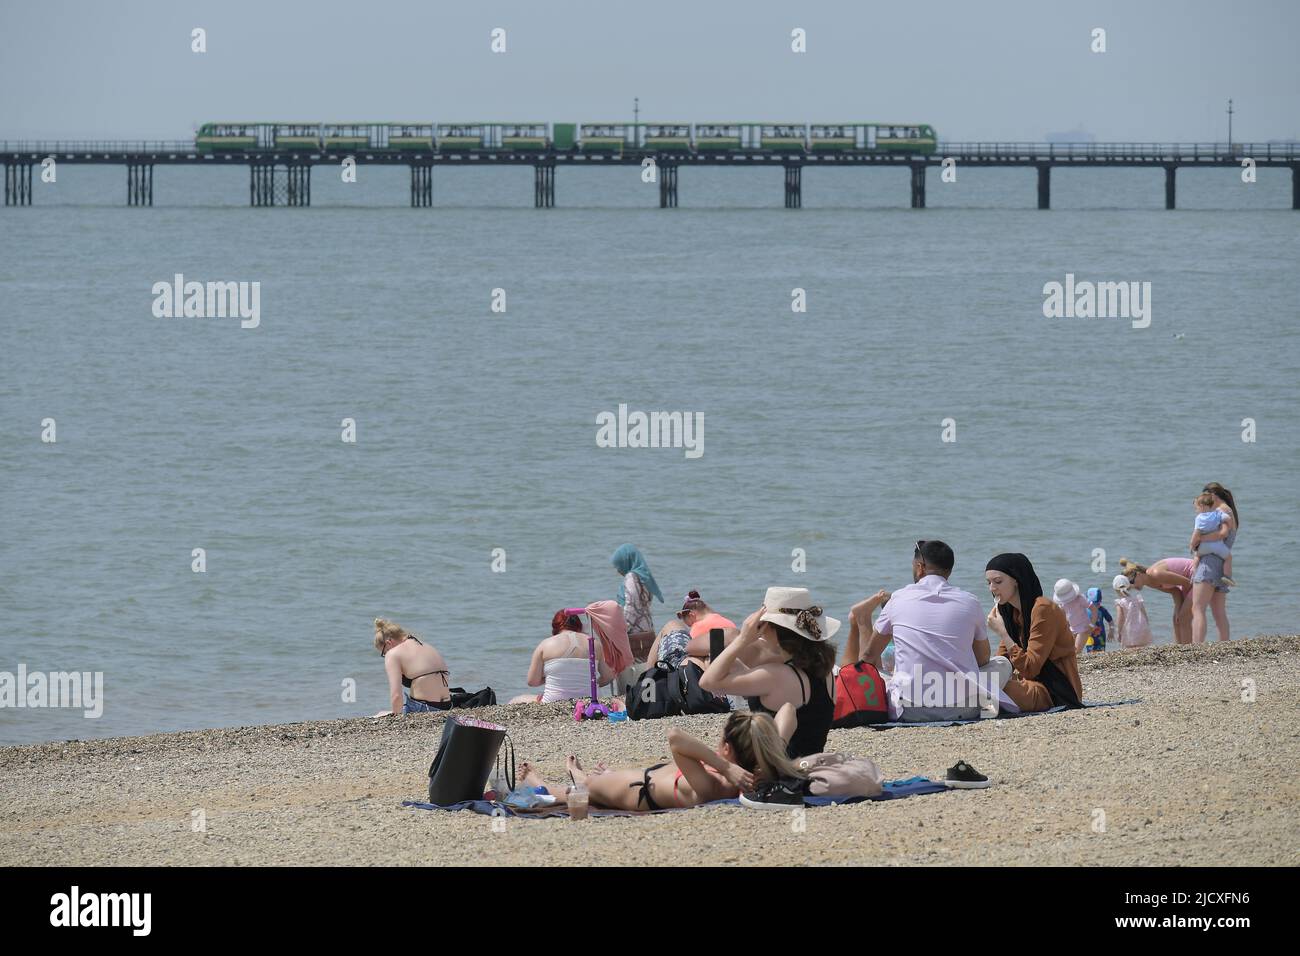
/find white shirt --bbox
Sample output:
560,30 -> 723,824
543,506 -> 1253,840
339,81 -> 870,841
874,574 -> 1017,718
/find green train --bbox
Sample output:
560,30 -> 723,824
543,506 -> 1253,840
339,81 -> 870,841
196,122 -> 937,155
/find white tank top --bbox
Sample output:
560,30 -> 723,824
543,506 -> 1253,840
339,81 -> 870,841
541,633 -> 596,702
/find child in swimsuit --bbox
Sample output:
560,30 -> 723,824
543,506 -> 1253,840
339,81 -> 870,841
1192,493 -> 1236,587
515,711 -> 801,812
1084,587 -> 1112,653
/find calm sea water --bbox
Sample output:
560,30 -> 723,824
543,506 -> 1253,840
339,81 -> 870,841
1,163 -> 1297,745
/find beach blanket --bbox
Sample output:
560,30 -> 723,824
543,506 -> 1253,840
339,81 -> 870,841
402,776 -> 949,818
867,698 -> 1140,730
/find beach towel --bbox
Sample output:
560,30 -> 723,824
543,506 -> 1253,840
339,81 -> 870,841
866,698 -> 1140,730
402,775 -> 949,818
586,600 -> 633,675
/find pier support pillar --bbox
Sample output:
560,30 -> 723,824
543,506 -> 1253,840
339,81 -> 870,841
784,164 -> 802,208
1292,166 -> 1299,210
1164,165 -> 1176,210
658,163 -> 678,208
127,162 -> 153,206
249,163 -> 311,207
909,164 -> 926,208
534,162 -> 555,208
410,163 -> 432,207
1036,164 -> 1051,209
286,163 -> 311,206
4,161 -> 33,206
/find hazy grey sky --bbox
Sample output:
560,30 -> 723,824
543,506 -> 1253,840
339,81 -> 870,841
2,0 -> 1297,142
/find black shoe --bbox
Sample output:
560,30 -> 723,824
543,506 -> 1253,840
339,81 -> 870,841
739,778 -> 806,810
944,760 -> 990,789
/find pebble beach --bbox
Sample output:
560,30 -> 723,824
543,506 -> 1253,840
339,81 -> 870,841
2,636 -> 1297,867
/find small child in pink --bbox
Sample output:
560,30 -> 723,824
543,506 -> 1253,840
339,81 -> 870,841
1111,575 -> 1153,648
1052,579 -> 1091,654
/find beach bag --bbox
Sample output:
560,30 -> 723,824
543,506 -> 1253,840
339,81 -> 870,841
676,662 -> 730,716
796,752 -> 884,799
832,661 -> 889,728
448,686 -> 497,708
625,661 -> 680,720
427,716 -> 511,805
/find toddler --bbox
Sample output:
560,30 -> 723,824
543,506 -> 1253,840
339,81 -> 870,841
1052,578 -> 1091,653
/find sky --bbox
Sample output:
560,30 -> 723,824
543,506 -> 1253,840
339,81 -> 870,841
1,0 -> 1297,142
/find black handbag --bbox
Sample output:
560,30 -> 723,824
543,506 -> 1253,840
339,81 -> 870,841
426,716 -> 511,805
677,662 -> 730,715
625,661 -> 679,720
448,686 -> 497,708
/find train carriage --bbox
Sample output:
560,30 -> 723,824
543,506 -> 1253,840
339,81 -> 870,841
385,123 -> 435,150
760,124 -> 809,152
644,123 -> 692,150
578,123 -> 634,155
270,123 -> 322,150
195,123 -> 263,151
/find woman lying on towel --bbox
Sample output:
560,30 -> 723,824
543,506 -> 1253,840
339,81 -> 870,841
518,710 -> 800,812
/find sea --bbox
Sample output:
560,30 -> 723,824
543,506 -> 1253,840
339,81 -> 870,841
1,161 -> 1297,745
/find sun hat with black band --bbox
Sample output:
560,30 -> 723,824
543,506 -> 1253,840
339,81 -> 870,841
758,586 -> 840,642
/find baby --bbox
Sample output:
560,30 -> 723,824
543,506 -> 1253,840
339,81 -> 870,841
1052,579 -> 1092,654
1192,493 -> 1235,587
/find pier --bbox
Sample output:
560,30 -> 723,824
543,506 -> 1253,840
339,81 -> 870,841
3,140 -> 1297,209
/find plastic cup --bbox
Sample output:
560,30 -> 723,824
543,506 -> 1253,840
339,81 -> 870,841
567,786 -> 589,821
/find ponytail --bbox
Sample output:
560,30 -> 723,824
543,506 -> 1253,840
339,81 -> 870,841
724,711 -> 804,783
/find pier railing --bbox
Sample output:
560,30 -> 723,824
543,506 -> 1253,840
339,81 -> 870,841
0,140 -> 196,153
937,142 -> 1300,160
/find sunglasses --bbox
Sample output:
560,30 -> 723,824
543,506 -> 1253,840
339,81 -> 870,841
914,540 -> 927,561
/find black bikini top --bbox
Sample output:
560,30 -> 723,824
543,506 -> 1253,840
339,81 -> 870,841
399,637 -> 450,688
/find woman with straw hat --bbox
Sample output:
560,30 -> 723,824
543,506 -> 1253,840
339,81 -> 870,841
699,587 -> 838,758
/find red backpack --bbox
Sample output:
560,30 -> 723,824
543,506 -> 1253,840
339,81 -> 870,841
832,661 -> 889,727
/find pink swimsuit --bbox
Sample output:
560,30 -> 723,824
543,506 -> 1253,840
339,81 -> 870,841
1158,557 -> 1196,594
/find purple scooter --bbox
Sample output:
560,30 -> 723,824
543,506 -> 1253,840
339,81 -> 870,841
567,607 -> 610,722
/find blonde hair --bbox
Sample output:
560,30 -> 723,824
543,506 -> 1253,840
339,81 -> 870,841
1118,558 -> 1146,582
1194,492 -> 1216,509
373,617 -> 411,652
723,712 -> 803,783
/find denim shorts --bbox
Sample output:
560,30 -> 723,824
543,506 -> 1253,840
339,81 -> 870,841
1192,554 -> 1228,591
403,696 -> 452,714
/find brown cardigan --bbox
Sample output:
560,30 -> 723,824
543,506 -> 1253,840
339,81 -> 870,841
998,597 -> 1084,712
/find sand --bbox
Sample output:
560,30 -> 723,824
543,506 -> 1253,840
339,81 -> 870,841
2,636 -> 1297,866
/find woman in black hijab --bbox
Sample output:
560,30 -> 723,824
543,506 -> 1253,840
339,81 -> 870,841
984,553 -> 1084,711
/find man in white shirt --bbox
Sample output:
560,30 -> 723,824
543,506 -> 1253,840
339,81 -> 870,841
843,540 -> 1015,721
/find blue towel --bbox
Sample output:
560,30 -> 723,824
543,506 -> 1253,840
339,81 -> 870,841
402,775 -> 950,818
867,698 -> 1140,730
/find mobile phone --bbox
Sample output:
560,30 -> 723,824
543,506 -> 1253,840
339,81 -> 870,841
709,627 -> 724,661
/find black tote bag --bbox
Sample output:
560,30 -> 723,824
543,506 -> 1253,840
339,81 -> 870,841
427,716 -> 509,805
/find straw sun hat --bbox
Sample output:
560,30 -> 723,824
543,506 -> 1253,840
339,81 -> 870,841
758,586 -> 840,643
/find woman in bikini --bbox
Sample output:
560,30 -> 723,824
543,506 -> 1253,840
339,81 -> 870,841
517,710 -> 798,812
373,618 -> 452,715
